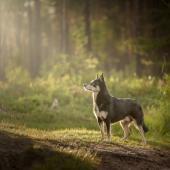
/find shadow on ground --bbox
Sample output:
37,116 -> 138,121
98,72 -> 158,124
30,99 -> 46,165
0,131 -> 95,170
0,130 -> 170,170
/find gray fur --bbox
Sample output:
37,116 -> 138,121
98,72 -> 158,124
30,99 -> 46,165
84,73 -> 148,144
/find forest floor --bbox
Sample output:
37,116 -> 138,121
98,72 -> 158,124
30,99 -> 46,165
0,123 -> 170,170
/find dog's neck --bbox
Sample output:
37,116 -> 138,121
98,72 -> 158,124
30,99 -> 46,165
92,91 -> 99,105
92,88 -> 110,109
92,91 -> 99,113
92,81 -> 110,111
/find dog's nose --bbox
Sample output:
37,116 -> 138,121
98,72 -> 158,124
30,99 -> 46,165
83,83 -> 87,87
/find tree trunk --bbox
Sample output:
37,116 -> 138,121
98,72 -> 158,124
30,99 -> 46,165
60,0 -> 69,54
27,0 -> 42,77
125,0 -> 133,65
32,0 -> 42,77
133,0 -> 143,77
84,0 -> 92,53
27,2 -> 34,76
0,4 -> 5,80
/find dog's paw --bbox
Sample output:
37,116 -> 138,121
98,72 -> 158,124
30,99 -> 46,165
107,137 -> 111,142
141,141 -> 147,145
121,136 -> 128,141
99,137 -> 105,142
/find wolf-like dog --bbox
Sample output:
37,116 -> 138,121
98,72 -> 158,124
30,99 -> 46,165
83,73 -> 148,144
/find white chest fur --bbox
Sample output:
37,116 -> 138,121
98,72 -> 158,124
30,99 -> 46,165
92,92 -> 108,119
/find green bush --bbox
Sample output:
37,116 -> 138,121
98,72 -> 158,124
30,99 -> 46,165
0,59 -> 169,139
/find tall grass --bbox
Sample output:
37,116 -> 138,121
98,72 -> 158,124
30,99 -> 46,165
0,64 -> 169,140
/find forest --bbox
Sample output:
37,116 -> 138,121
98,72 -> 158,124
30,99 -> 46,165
0,0 -> 170,170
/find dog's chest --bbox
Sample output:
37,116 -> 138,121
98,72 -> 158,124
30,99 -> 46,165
94,107 -> 108,119
92,93 -> 108,119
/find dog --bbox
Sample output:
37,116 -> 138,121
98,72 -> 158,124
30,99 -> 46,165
83,73 -> 148,144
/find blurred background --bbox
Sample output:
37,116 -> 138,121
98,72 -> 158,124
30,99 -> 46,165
0,0 -> 170,78
0,0 -> 169,141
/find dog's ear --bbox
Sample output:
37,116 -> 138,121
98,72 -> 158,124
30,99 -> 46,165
100,73 -> 104,81
96,74 -> 99,79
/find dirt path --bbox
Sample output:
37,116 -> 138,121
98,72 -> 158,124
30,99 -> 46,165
96,144 -> 170,170
45,139 -> 170,170
0,131 -> 169,170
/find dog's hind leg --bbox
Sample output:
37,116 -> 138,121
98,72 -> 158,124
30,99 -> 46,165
133,112 -> 147,144
120,120 -> 131,140
136,124 -> 147,144
133,120 -> 147,144
97,118 -> 105,140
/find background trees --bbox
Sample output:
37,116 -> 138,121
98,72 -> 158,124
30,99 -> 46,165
0,0 -> 170,151
0,0 -> 169,79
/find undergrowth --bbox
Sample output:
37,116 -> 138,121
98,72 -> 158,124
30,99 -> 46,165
0,64 -> 169,144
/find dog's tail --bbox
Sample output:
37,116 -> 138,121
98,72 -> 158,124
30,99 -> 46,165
143,122 -> 149,133
139,106 -> 149,133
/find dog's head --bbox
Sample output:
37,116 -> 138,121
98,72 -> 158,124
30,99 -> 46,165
83,73 -> 105,93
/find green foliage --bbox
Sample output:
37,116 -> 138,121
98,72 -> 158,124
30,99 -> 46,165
0,60 -> 170,141
147,75 -> 170,136
5,66 -> 31,87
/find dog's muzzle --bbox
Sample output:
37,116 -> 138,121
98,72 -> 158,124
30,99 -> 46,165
83,83 -> 99,92
83,84 -> 88,91
83,83 -> 87,87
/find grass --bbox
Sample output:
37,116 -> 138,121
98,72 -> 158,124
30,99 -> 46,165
0,121 -> 169,149
0,69 -> 170,169
0,121 -> 169,170
1,110 -> 169,149
32,151 -> 96,170
0,122 -> 99,170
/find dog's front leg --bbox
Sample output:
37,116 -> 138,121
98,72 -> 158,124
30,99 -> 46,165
106,121 -> 111,141
97,118 -> 104,141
